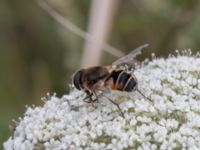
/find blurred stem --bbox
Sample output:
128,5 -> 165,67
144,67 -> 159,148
81,0 -> 119,67
36,0 -> 123,62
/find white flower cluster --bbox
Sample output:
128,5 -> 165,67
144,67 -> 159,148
4,53 -> 200,150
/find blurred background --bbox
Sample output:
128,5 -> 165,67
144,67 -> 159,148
1,0 -> 200,146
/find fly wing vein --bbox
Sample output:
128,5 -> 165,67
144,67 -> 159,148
112,44 -> 149,66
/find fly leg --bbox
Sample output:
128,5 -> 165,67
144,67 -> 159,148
102,94 -> 125,118
91,89 -> 99,103
136,89 -> 152,102
91,90 -> 124,118
83,90 -> 93,103
83,90 -> 98,107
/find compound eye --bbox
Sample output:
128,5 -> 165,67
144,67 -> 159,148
73,70 -> 83,90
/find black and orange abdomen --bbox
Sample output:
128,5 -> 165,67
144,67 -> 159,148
105,69 -> 137,92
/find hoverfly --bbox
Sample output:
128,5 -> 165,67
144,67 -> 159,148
73,44 -> 151,117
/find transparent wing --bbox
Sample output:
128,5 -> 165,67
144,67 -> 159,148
112,44 -> 149,66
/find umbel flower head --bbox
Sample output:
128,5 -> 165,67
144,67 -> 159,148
4,51 -> 200,150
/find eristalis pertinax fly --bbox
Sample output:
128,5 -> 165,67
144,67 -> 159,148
73,44 -> 151,118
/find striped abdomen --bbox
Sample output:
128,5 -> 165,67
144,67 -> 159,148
105,69 -> 137,92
